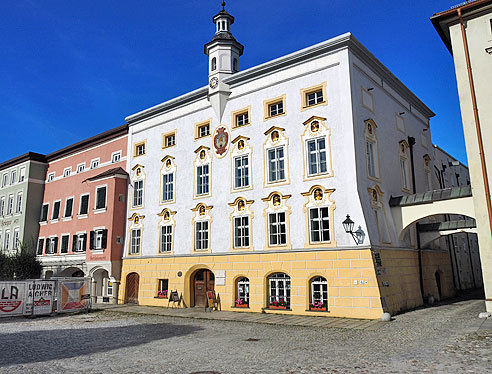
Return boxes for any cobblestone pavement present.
[0,299,491,374]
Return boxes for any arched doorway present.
[59,267,84,277]
[192,269,214,307]
[125,272,140,304]
[92,268,110,303]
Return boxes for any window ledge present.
[39,221,47,226]
[50,219,59,224]
[231,306,250,309]
[91,249,104,254]
[78,214,88,219]
[62,217,73,222]
[305,309,330,313]
[154,296,169,299]
[93,208,107,214]
[264,307,292,311]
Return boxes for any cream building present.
[432,0,492,312]
[119,4,454,319]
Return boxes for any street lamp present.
[342,215,363,245]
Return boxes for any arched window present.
[309,276,328,311]
[268,273,290,309]
[211,57,217,71]
[235,277,249,307]
[233,58,238,72]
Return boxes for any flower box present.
[269,305,288,310]
[235,303,249,308]
[156,295,168,299]
[309,306,327,312]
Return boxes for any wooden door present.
[194,270,215,307]
[125,273,140,304]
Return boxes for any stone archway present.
[59,267,85,277]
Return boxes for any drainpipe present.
[458,9,492,246]
[408,136,417,194]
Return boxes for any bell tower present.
[204,1,244,121]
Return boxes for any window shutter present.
[37,239,44,255]
[72,235,77,251]
[102,229,108,249]
[53,237,58,253]
[82,233,87,251]
[45,238,50,254]
[89,231,95,250]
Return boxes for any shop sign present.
[0,282,26,317]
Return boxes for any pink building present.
[37,125,128,303]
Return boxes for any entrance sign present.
[57,278,91,313]
[0,282,26,316]
[24,281,55,316]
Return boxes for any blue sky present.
[0,1,467,164]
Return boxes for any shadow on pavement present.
[0,322,202,366]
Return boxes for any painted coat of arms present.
[213,125,230,158]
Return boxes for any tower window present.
[211,57,217,71]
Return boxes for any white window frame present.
[90,158,100,169]
[308,207,331,244]
[162,173,174,202]
[237,277,249,304]
[94,185,107,211]
[268,101,284,117]
[47,236,57,255]
[268,212,287,246]
[267,146,286,183]
[60,234,70,253]
[93,228,105,250]
[7,195,14,215]
[198,124,210,138]
[51,200,61,221]
[400,157,410,191]
[306,89,324,107]
[236,112,249,127]
[10,170,17,185]
[130,228,141,254]
[13,228,20,250]
[194,221,209,251]
[132,179,144,208]
[4,230,11,251]
[160,225,173,253]
[196,164,210,196]
[268,273,291,307]
[2,173,8,187]
[63,167,72,178]
[366,140,378,179]
[15,192,22,214]
[40,203,49,222]
[311,277,328,305]
[47,172,55,182]
[233,216,250,248]
[76,163,85,173]
[0,197,5,217]
[74,233,86,252]
[64,197,74,218]
[19,167,26,182]
[111,151,122,163]
[234,154,249,189]
[306,137,328,176]
[79,193,90,216]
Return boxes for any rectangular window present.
[133,180,143,207]
[79,194,89,215]
[47,237,57,254]
[160,225,173,253]
[90,159,100,169]
[0,197,4,217]
[400,158,409,190]
[306,90,324,106]
[73,233,87,252]
[40,204,49,222]
[130,229,141,254]
[198,124,210,138]
[61,235,70,254]
[195,221,209,251]
[64,198,73,218]
[47,173,55,182]
[7,195,14,215]
[196,165,210,196]
[234,216,249,248]
[19,167,26,182]
[267,146,285,183]
[4,231,10,251]
[15,192,22,214]
[309,207,330,243]
[234,155,249,189]
[91,229,107,250]
[95,186,107,210]
[2,174,7,187]
[162,173,174,202]
[269,101,284,117]
[268,212,287,246]
[307,138,327,176]
[63,168,71,177]
[163,133,176,148]
[134,142,146,157]
[36,238,44,255]
[10,170,17,185]
[235,112,249,127]
[366,141,377,178]
[158,279,169,297]
[112,152,121,163]
[77,163,85,173]
[52,201,61,220]
[13,229,20,250]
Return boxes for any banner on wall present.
[57,278,91,313]
[24,281,55,316]
[0,282,26,317]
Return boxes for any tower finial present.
[222,1,226,10]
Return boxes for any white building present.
[119,4,455,319]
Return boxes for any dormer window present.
[211,57,217,71]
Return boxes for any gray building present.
[0,152,47,253]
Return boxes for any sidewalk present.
[95,303,385,330]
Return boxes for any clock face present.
[209,77,219,89]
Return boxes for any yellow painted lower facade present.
[118,248,455,320]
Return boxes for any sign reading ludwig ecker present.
[0,282,26,317]
[25,281,55,316]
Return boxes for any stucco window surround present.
[77,163,85,174]
[396,113,406,134]
[399,140,411,193]
[231,136,253,192]
[361,86,374,113]
[51,199,61,223]
[302,116,334,181]
[262,191,292,250]
[301,185,336,248]
[0,196,5,217]
[191,203,213,253]
[111,151,122,163]
[364,119,381,182]
[73,231,87,253]
[47,172,55,182]
[90,226,108,252]
[133,140,147,158]
[423,154,433,191]
[228,197,254,251]
[36,237,45,255]
[46,235,58,255]
[127,213,144,256]
[130,164,145,210]
[160,156,176,205]
[300,82,327,111]
[90,158,100,169]
[157,208,176,255]
[15,191,23,214]
[368,185,391,245]
[231,106,251,130]
[40,202,49,224]
[162,130,177,149]
[94,184,108,213]
[263,94,287,121]
[193,146,212,199]
[263,126,290,188]
[62,196,74,221]
[13,228,20,250]
[60,233,70,254]
[194,119,212,140]
[78,193,90,218]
